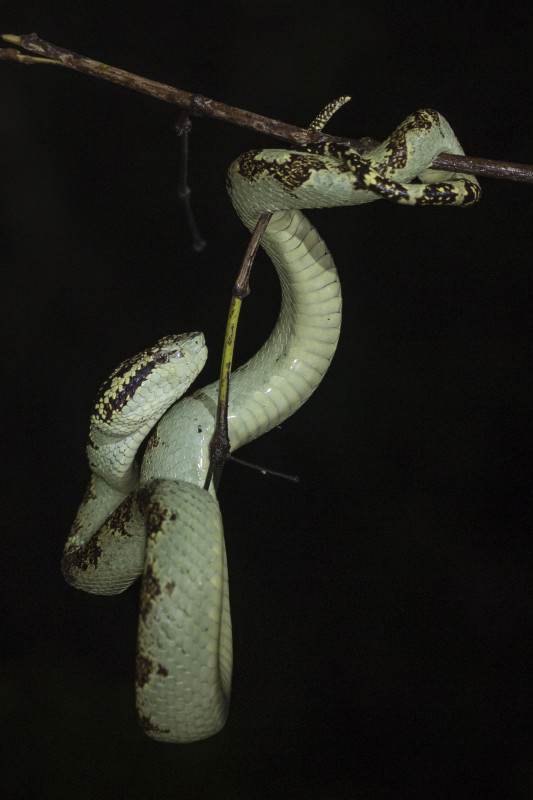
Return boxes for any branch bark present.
[3,32,533,184]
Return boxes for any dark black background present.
[1,2,531,798]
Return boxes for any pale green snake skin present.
[62,110,480,743]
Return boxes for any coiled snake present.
[62,109,480,742]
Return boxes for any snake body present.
[62,110,480,742]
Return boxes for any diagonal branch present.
[2,32,533,184]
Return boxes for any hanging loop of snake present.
[61,106,480,742]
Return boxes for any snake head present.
[91,332,207,436]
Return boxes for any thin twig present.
[203,212,300,492]
[233,213,272,299]
[3,32,533,184]
[228,454,300,483]
[174,112,206,252]
[204,213,272,492]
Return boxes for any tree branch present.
[3,32,533,184]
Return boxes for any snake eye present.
[154,349,184,364]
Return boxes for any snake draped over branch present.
[62,107,480,743]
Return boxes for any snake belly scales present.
[62,110,480,743]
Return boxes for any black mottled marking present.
[139,563,162,622]
[414,180,481,207]
[233,110,478,219]
[385,109,441,171]
[61,534,102,583]
[157,664,169,677]
[95,360,158,421]
[136,653,153,688]
[309,113,480,209]
[305,141,370,189]
[94,338,183,423]
[312,138,479,208]
[306,141,415,201]
[235,149,330,193]
[415,182,459,205]
[138,480,180,542]
[137,713,170,736]
[460,180,482,206]
[369,177,410,203]
[70,478,98,535]
[107,494,137,537]
[138,483,167,537]
[62,492,137,583]
[146,506,167,541]
[332,153,411,202]
[145,434,161,452]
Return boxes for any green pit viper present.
[62,108,480,742]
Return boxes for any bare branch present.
[3,32,533,183]
[2,33,311,145]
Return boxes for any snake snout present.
[180,331,207,360]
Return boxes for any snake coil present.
[62,109,480,742]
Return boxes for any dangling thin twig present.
[174,111,206,252]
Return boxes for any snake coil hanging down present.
[62,110,480,743]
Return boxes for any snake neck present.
[88,425,145,493]
[141,204,342,489]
